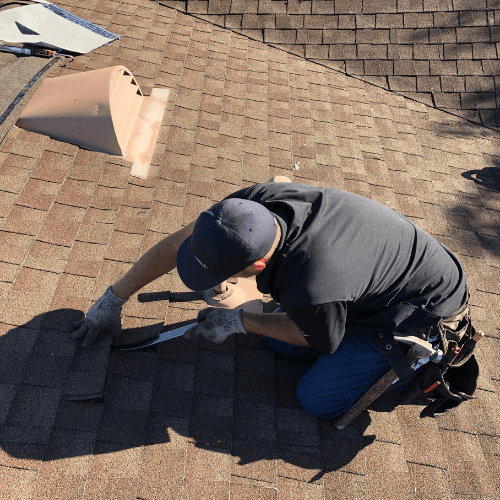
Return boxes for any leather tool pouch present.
[399,291,483,418]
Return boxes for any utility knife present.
[117,322,196,350]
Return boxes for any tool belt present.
[375,291,483,418]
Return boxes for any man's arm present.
[70,220,196,347]
[112,220,196,299]
[241,311,311,347]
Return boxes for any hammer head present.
[394,335,443,359]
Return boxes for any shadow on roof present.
[0,308,433,480]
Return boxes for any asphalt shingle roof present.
[1,1,500,499]
[157,0,500,130]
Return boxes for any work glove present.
[70,286,128,348]
[183,307,246,344]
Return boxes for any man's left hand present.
[183,308,246,343]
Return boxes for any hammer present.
[333,335,443,429]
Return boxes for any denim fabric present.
[264,323,411,419]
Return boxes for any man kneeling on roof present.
[72,180,480,419]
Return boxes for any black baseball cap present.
[176,198,278,291]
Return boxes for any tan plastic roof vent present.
[17,65,169,178]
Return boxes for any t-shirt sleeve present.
[287,302,347,355]
[223,186,255,201]
[222,183,280,206]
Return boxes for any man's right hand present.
[70,286,128,348]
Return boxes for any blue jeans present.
[264,324,410,419]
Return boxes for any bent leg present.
[295,326,395,419]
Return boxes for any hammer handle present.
[334,368,398,429]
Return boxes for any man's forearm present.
[241,311,311,347]
[112,221,196,299]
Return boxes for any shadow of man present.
[0,307,381,479]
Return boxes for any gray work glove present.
[70,286,128,348]
[184,308,246,344]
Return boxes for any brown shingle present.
[16,179,60,211]
[8,129,50,159]
[24,241,70,274]
[0,231,34,265]
[88,441,143,478]
[187,165,214,196]
[0,467,37,498]
[105,230,143,263]
[244,136,269,157]
[0,162,31,194]
[244,117,269,140]
[217,135,243,162]
[37,203,86,247]
[194,126,219,148]
[137,445,185,498]
[154,179,187,207]
[228,484,276,499]
[55,179,96,209]
[407,463,453,500]
[55,274,96,300]
[98,162,131,189]
[31,151,73,184]
[246,82,268,102]
[65,241,107,278]
[219,112,244,138]
[197,110,221,130]
[32,470,86,499]
[246,99,269,121]
[324,470,369,498]
[76,217,114,245]
[400,424,448,467]
[365,471,413,500]
[166,125,197,155]
[0,201,15,226]
[0,261,18,283]
[114,205,150,235]
[197,93,222,115]
[82,478,139,500]
[1,205,47,236]
[182,194,213,224]
[90,185,125,211]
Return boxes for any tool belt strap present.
[398,290,484,418]
[373,291,475,382]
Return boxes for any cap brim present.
[176,236,234,292]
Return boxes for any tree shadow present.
[428,117,500,258]
[0,308,386,479]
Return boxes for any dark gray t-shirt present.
[225,182,467,354]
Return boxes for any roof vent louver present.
[16,65,169,178]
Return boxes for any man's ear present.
[253,259,267,272]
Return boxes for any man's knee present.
[296,378,335,418]
[296,382,322,417]
[296,377,352,419]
